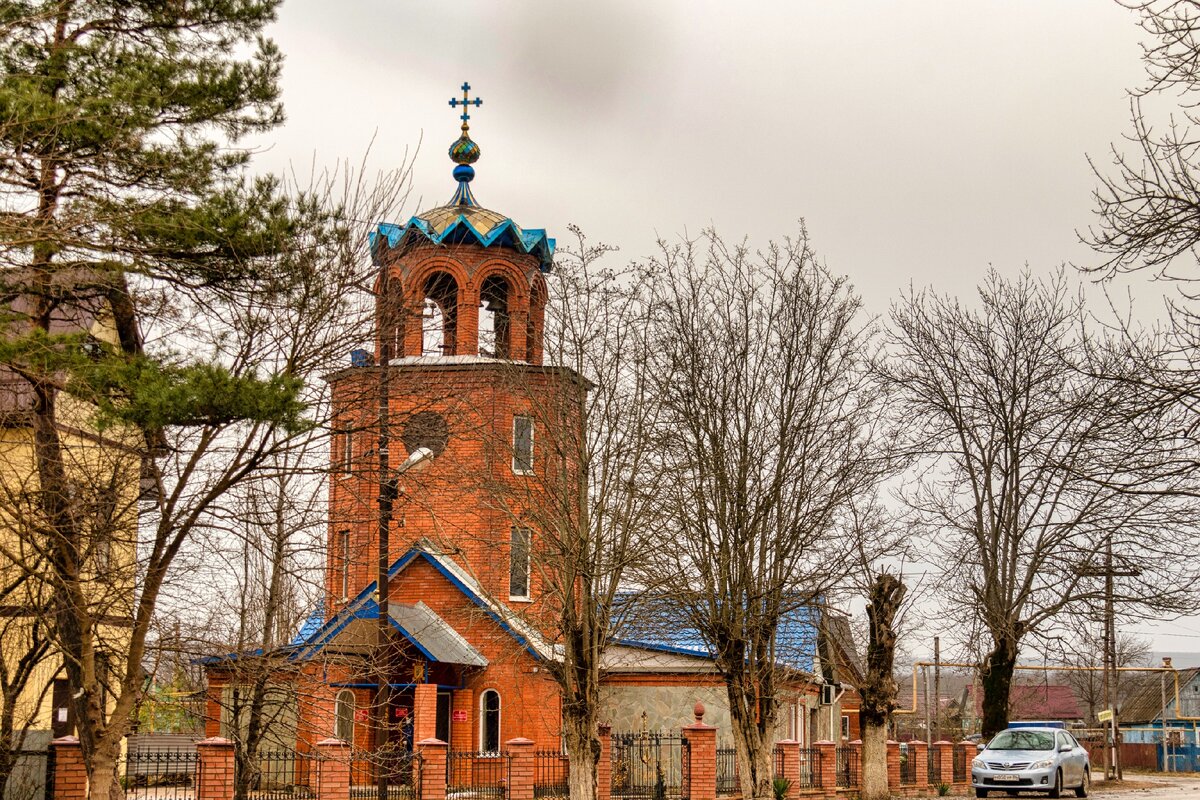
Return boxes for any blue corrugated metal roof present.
[290,603,325,646]
[612,594,819,673]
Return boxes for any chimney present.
[1162,656,1173,669]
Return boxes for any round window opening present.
[401,411,449,457]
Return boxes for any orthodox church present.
[202,85,861,766]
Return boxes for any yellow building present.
[0,295,140,752]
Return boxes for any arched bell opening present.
[422,271,459,356]
[478,274,512,359]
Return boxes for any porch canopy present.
[291,598,488,667]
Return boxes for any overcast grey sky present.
[255,1,1199,662]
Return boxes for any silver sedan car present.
[972,728,1090,798]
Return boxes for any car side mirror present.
[1059,744,1071,752]
[976,743,985,752]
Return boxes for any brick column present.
[451,689,474,753]
[886,741,901,790]
[812,741,836,791]
[597,724,612,800]
[682,702,717,800]
[506,738,535,800]
[776,740,800,793]
[908,741,928,788]
[51,736,86,800]
[413,683,438,744]
[958,741,977,785]
[316,738,350,800]
[417,738,448,800]
[934,741,954,786]
[196,737,236,800]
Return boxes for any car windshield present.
[987,731,1055,751]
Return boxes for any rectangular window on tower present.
[339,529,350,600]
[509,527,531,600]
[341,423,353,474]
[512,416,533,474]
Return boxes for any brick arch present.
[399,257,471,357]
[525,273,548,365]
[374,269,405,361]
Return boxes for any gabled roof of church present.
[287,538,554,663]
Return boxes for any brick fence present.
[48,730,979,800]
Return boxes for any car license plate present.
[993,775,1019,782]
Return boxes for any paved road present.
[1091,774,1200,800]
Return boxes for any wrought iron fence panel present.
[794,749,817,789]
[237,751,319,800]
[533,751,568,799]
[680,738,690,800]
[927,747,941,785]
[2,750,52,800]
[898,749,916,785]
[715,748,736,797]
[611,733,685,800]
[772,747,783,782]
[446,752,509,799]
[834,747,858,789]
[124,748,198,800]
[952,747,966,783]
[348,749,421,799]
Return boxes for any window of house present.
[339,530,350,600]
[480,689,500,753]
[509,528,531,600]
[341,423,353,474]
[841,714,850,740]
[512,416,533,474]
[335,690,355,742]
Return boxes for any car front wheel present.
[1074,770,1089,798]
[1048,770,1062,799]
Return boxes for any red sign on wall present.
[394,707,409,719]
[354,709,369,723]
[452,710,468,722]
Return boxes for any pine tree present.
[0,4,390,797]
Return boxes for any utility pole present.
[924,664,932,747]
[376,262,394,800]
[1078,537,1140,782]
[934,637,941,743]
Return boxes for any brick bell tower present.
[325,83,584,624]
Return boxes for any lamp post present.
[373,260,433,800]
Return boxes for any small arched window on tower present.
[480,689,500,753]
[422,271,459,356]
[478,275,511,358]
[335,689,355,743]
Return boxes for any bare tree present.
[879,269,1198,737]
[448,228,662,800]
[640,228,891,800]
[1055,630,1150,726]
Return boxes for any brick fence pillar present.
[196,737,236,800]
[776,740,800,794]
[682,703,717,800]
[417,738,448,800]
[51,736,86,800]
[316,738,350,800]
[597,724,612,800]
[812,741,836,792]
[414,683,438,745]
[506,738,535,800]
[908,741,928,788]
[886,741,901,790]
[934,741,954,785]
